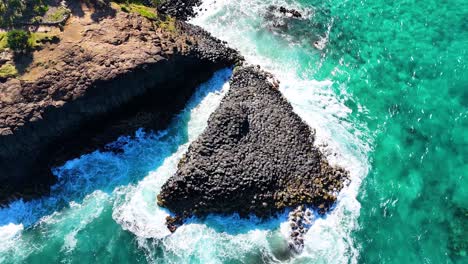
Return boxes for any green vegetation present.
[113,1,158,20]
[7,29,30,52]
[111,0,177,32]
[0,0,49,27]
[28,32,58,48]
[0,32,8,51]
[129,4,157,20]
[157,15,176,32]
[0,30,58,52]
[42,6,70,23]
[0,63,18,78]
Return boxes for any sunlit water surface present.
[1,0,466,263]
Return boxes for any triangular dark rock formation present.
[157,66,348,220]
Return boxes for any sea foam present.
[112,69,231,238]
[0,69,233,262]
[190,0,371,262]
[0,0,371,261]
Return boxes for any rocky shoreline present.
[1,2,349,249]
[0,6,241,204]
[158,66,349,224]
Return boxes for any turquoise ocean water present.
[0,0,466,263]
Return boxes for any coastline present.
[0,3,241,204]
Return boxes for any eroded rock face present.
[158,66,348,220]
[0,10,241,204]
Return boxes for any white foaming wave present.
[112,71,231,239]
[0,223,23,251]
[0,223,23,263]
[279,68,368,264]
[0,191,111,262]
[122,73,369,262]
[135,212,293,263]
[160,220,271,263]
[191,0,371,263]
[54,191,110,253]
[112,146,186,239]
[0,223,23,241]
[0,69,232,262]
[28,191,111,255]
[0,68,231,238]
[0,150,130,229]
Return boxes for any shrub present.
[7,30,30,52]
[33,4,48,14]
[0,63,18,79]
[0,33,8,51]
[43,6,70,23]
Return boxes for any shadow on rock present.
[13,52,34,75]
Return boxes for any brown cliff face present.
[0,9,241,204]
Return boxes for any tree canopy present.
[0,0,48,27]
[7,29,30,52]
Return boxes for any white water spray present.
[190,0,371,263]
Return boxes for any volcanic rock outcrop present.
[0,7,241,204]
[157,66,349,221]
[157,0,202,21]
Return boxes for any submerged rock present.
[287,205,314,253]
[266,5,303,20]
[278,6,303,18]
[264,5,305,30]
[263,5,331,51]
[158,66,349,224]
